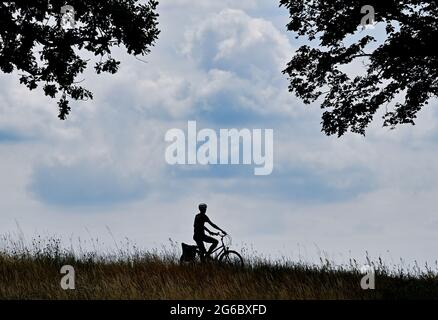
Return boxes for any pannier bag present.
[180,243,198,262]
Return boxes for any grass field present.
[0,236,437,299]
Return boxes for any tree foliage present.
[0,0,159,119]
[280,0,437,136]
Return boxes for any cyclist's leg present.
[194,237,207,261]
[203,235,219,255]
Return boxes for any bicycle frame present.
[197,235,228,259]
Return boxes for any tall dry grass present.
[0,235,437,299]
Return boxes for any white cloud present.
[183,9,292,77]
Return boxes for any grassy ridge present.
[1,241,438,299]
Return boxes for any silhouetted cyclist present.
[193,203,227,260]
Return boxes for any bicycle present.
[180,233,244,267]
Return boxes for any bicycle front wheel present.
[219,250,244,267]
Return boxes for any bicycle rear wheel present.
[219,250,244,267]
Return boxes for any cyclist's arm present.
[204,226,214,235]
[208,221,226,235]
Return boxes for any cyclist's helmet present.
[198,203,207,211]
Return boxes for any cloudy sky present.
[1,0,437,267]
